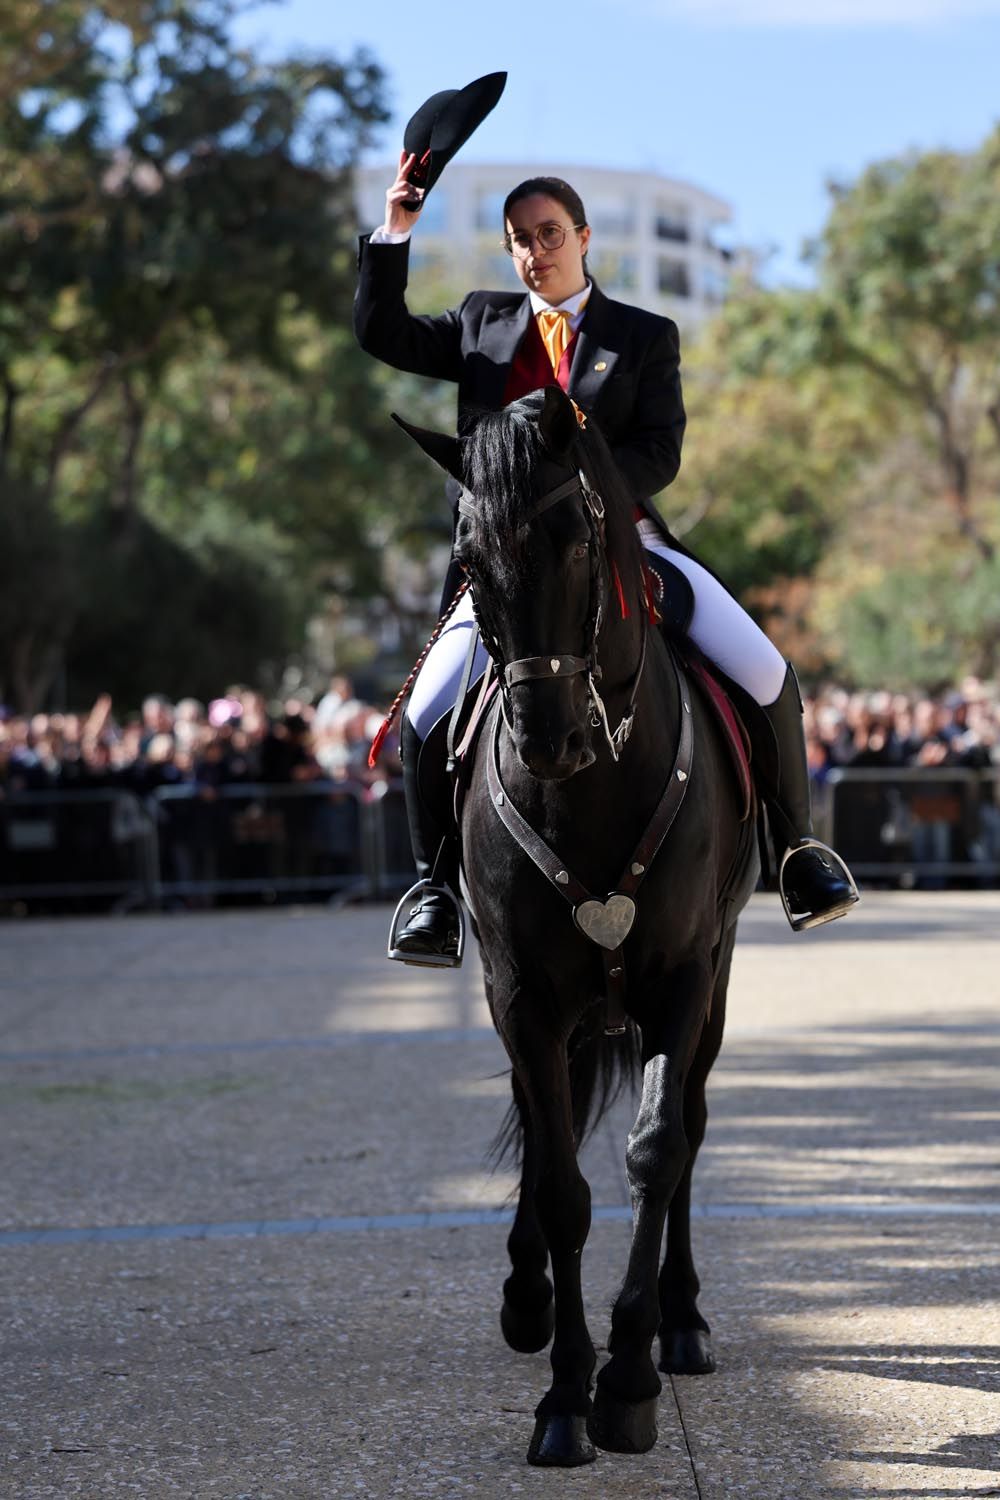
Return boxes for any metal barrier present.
[821,768,1000,882]
[0,789,158,908]
[151,781,373,902]
[1,769,998,909]
[366,780,418,899]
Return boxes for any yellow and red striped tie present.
[536,307,574,376]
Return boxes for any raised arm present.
[353,151,465,382]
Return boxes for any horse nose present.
[519,726,590,780]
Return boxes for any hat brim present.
[401,71,507,201]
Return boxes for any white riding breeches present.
[404,528,788,741]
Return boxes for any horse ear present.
[391,413,465,484]
[539,384,579,458]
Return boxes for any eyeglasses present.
[502,222,586,257]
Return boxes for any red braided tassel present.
[367,578,472,769]
[611,561,629,620]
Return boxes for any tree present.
[0,1,398,709]
[815,129,1000,564]
[675,127,1000,686]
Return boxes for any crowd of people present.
[0,677,398,796]
[2,674,998,899]
[2,675,999,796]
[804,677,1000,778]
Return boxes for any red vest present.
[503,315,578,404]
[502,316,643,519]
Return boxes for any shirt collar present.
[528,279,592,321]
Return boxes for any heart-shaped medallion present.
[573,893,636,950]
[550,658,561,674]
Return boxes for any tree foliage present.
[670,126,1000,688]
[0,0,413,711]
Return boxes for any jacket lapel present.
[568,284,620,411]
[474,297,533,409]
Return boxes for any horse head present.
[393,386,647,781]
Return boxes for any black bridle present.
[457,465,648,763]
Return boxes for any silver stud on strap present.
[556,870,569,885]
[631,862,645,876]
[550,658,561,673]
[683,701,691,713]
[496,792,505,806]
[677,769,688,781]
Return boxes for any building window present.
[591,251,638,292]
[589,196,636,238]
[654,207,689,243]
[476,189,507,232]
[657,257,690,298]
[417,189,449,234]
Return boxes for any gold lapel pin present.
[594,360,607,372]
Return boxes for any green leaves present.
[665,125,1000,686]
[0,2,402,711]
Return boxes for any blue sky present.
[234,0,1000,285]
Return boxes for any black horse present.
[396,385,760,1468]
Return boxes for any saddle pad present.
[687,658,754,822]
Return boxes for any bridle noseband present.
[458,466,646,764]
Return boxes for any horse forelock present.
[462,395,644,605]
[463,405,544,584]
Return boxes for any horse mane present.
[462,391,646,611]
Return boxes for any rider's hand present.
[383,150,425,234]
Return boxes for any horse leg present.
[500,1073,555,1354]
[590,958,713,1455]
[658,927,734,1375]
[500,1017,597,1468]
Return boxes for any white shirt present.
[527,281,591,330]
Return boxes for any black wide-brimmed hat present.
[400,71,507,209]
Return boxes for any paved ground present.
[0,892,998,1499]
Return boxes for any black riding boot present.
[388,716,463,966]
[762,664,859,931]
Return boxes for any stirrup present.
[779,838,860,932]
[387,879,466,968]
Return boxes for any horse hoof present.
[587,1388,658,1454]
[659,1328,716,1375]
[501,1296,554,1354]
[527,1413,595,1467]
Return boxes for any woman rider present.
[354,155,858,962]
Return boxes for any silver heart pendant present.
[550,658,561,674]
[573,893,636,950]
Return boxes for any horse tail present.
[490,1017,641,1169]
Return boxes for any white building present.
[355,161,736,329]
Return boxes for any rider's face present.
[505,194,591,305]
